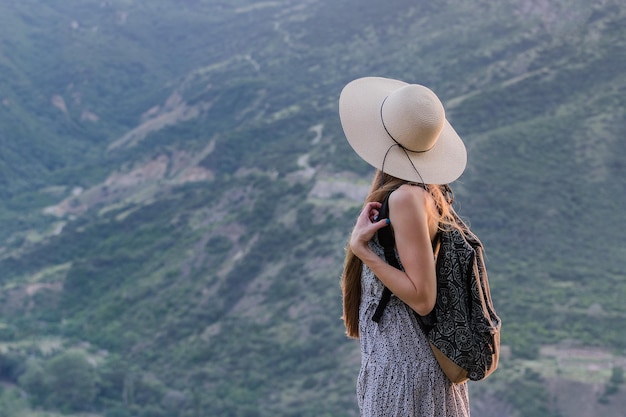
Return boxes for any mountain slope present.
[0,0,625,416]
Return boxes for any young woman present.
[339,77,471,416]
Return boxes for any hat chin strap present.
[380,143,426,187]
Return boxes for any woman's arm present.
[349,185,437,316]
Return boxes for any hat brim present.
[339,77,467,185]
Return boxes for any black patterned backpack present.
[372,189,501,383]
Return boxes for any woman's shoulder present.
[388,183,429,207]
[389,184,439,239]
[387,184,432,221]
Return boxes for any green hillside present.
[0,0,625,416]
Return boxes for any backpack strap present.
[372,194,397,323]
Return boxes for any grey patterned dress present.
[357,237,470,417]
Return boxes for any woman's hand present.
[349,202,390,259]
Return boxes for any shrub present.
[18,351,99,412]
[17,359,50,406]
[45,351,99,412]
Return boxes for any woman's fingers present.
[354,202,389,239]
[363,202,382,221]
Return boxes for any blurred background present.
[0,0,625,416]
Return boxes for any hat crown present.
[381,84,445,152]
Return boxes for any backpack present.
[372,189,501,383]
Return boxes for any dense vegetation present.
[0,0,625,416]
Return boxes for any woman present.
[339,77,471,416]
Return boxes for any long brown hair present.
[340,170,459,338]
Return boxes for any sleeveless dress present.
[357,237,470,417]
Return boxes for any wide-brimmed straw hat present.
[339,77,466,185]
